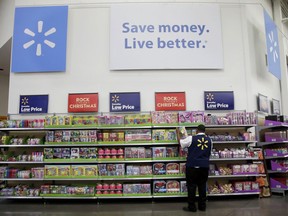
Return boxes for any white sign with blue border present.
[110,92,141,112]
[264,9,281,80]
[19,95,49,114]
[204,91,234,110]
[12,6,68,72]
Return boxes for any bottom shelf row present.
[0,180,261,198]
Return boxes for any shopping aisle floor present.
[0,196,287,216]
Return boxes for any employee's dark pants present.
[186,167,209,209]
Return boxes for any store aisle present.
[0,196,287,216]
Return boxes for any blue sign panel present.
[110,92,140,112]
[204,91,234,110]
[19,95,49,114]
[12,6,68,72]
[264,9,281,80]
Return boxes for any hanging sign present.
[155,92,186,111]
[68,93,98,113]
[110,92,140,112]
[19,95,49,114]
[204,91,234,110]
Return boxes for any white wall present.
[0,0,15,47]
[0,74,9,115]
[7,0,284,115]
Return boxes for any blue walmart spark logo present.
[23,21,56,56]
[11,6,68,72]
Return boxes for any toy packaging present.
[125,129,152,142]
[180,181,187,193]
[166,147,178,157]
[166,180,180,193]
[123,184,151,194]
[152,147,166,158]
[166,163,180,175]
[154,180,166,193]
[71,148,80,159]
[178,126,188,139]
[153,163,166,175]
[44,148,53,159]
[179,111,193,124]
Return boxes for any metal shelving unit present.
[0,122,261,200]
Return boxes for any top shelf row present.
[0,111,257,129]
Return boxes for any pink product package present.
[178,111,193,124]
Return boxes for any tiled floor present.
[0,196,287,216]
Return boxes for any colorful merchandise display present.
[0,111,264,199]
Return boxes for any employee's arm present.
[176,128,191,148]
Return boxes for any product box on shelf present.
[123,184,151,195]
[98,164,125,177]
[153,163,166,175]
[152,147,166,159]
[96,183,123,196]
[270,177,288,189]
[166,147,179,158]
[166,163,180,175]
[270,160,288,172]
[166,180,180,193]
[152,129,177,142]
[71,165,98,178]
[125,129,152,142]
[124,114,152,126]
[180,181,187,194]
[264,148,288,157]
[45,165,71,178]
[153,180,166,193]
[98,115,124,126]
[151,111,178,125]
[264,131,287,142]
[233,181,259,193]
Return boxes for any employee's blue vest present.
[186,134,212,168]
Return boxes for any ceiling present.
[0,38,11,76]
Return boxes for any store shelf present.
[209,174,266,178]
[271,188,288,196]
[44,143,98,147]
[0,161,43,164]
[0,128,45,131]
[0,145,45,148]
[0,114,260,201]
[152,194,187,198]
[153,176,185,180]
[210,158,260,161]
[0,196,42,199]
[42,196,97,199]
[267,170,288,174]
[208,192,260,196]
[265,155,288,160]
[257,141,288,147]
[97,142,178,147]
[0,178,43,181]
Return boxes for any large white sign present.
[110,4,223,70]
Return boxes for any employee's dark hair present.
[197,124,206,132]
